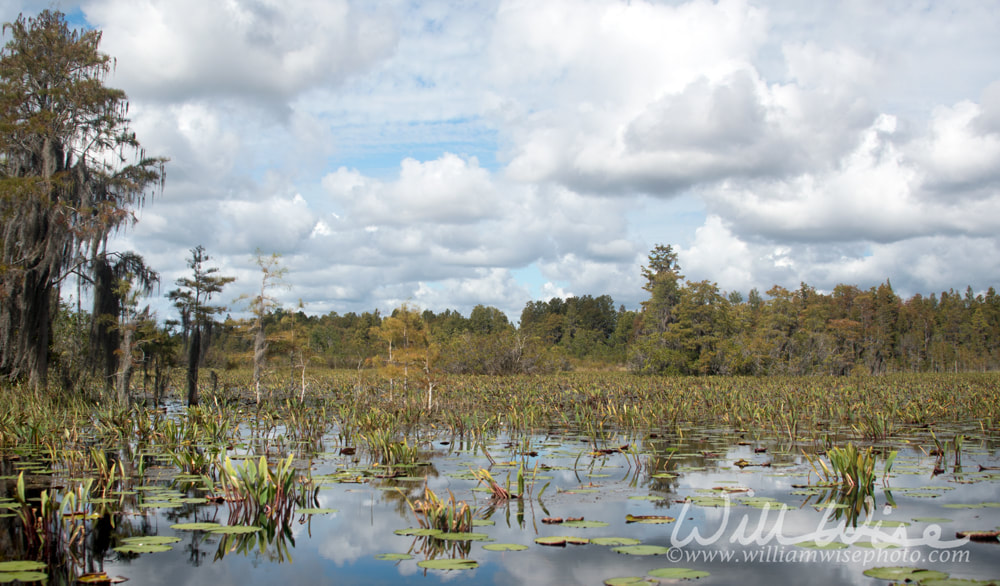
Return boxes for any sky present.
[4,0,1000,323]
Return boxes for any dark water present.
[4,424,1000,585]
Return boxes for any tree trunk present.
[187,328,200,406]
[116,323,133,404]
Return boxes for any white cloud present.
[83,0,397,107]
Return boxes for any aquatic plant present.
[805,443,877,491]
[406,486,474,533]
[219,455,299,519]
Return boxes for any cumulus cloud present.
[83,0,397,108]
[6,0,999,321]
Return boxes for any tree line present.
[3,13,999,405]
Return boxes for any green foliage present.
[0,10,164,390]
[406,486,474,533]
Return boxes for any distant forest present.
[172,244,999,380]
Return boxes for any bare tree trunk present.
[187,328,200,406]
[116,324,133,404]
[253,323,266,404]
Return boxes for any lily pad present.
[416,559,478,570]
[612,545,670,556]
[535,536,589,546]
[0,571,48,583]
[794,540,848,550]
[482,543,529,551]
[375,553,413,561]
[591,537,643,546]
[435,532,491,541]
[562,520,610,528]
[394,528,443,537]
[171,522,222,531]
[0,561,45,572]
[912,518,953,524]
[862,567,950,581]
[210,525,262,535]
[648,568,711,579]
[296,508,338,515]
[604,578,650,585]
[114,543,173,554]
[120,535,181,545]
[626,514,675,524]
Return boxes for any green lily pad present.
[562,520,610,529]
[862,567,949,581]
[794,540,848,550]
[482,543,529,551]
[0,571,47,583]
[604,577,650,585]
[612,545,670,556]
[296,508,338,515]
[472,519,495,527]
[416,559,478,570]
[375,553,413,561]
[535,536,589,546]
[853,541,900,549]
[629,495,665,501]
[435,532,491,541]
[920,578,997,586]
[171,522,222,531]
[626,514,675,524]
[912,518,953,524]
[0,561,46,572]
[864,520,911,528]
[591,537,643,546]
[120,535,181,545]
[648,568,711,579]
[210,525,262,535]
[114,543,173,554]
[394,528,443,537]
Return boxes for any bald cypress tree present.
[0,11,164,390]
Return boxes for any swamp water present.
[1,407,999,585]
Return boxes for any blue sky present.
[5,0,1000,322]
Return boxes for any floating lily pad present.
[562,520,610,528]
[612,545,670,556]
[853,541,900,549]
[375,553,413,561]
[862,567,949,581]
[77,571,128,583]
[0,561,46,572]
[114,543,173,554]
[591,537,642,546]
[794,540,848,550]
[171,522,222,531]
[604,577,650,585]
[648,568,711,579]
[912,518,953,524]
[626,514,675,524]
[416,559,478,570]
[120,535,181,545]
[629,495,665,501]
[0,571,47,583]
[535,536,589,546]
[472,519,495,527]
[210,525,262,535]
[296,508,338,515]
[482,543,529,551]
[865,520,911,528]
[394,528,442,537]
[920,578,997,586]
[435,532,491,541]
